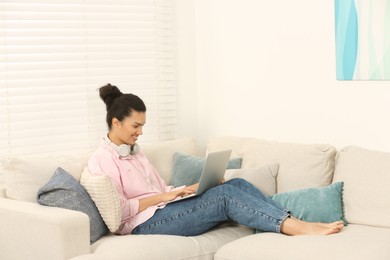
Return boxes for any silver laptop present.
[166,150,232,204]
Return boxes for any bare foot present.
[304,221,343,235]
[316,221,344,229]
[281,218,344,236]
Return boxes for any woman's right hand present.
[161,186,197,202]
[139,185,198,212]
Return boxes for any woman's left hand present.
[186,183,199,192]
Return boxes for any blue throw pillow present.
[37,167,108,243]
[170,153,242,187]
[269,182,348,225]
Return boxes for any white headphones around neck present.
[104,135,140,157]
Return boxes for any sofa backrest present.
[1,151,93,202]
[333,146,390,228]
[207,137,337,193]
[0,138,196,203]
[141,138,197,184]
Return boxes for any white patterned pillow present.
[80,167,121,232]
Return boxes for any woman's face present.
[111,111,146,145]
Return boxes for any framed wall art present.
[335,0,390,80]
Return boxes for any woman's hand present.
[186,183,199,192]
[161,185,198,202]
[138,183,199,212]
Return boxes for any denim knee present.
[224,177,253,189]
[225,177,247,186]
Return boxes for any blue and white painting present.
[335,0,390,80]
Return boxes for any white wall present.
[175,0,199,140]
[176,0,390,152]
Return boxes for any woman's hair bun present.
[99,83,123,110]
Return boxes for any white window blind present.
[0,0,177,156]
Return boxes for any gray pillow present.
[37,167,108,243]
[170,153,242,187]
[224,164,279,196]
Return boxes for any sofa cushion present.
[270,182,347,224]
[207,137,336,193]
[37,167,108,243]
[0,162,6,198]
[0,184,5,198]
[214,224,390,260]
[88,225,253,260]
[333,146,390,228]
[224,164,279,196]
[170,153,242,187]
[142,138,197,184]
[2,151,92,202]
[80,166,121,233]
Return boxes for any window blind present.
[0,0,177,156]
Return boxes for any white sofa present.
[1,136,390,260]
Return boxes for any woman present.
[88,83,344,236]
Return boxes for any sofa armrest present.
[0,198,91,260]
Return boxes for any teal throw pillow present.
[269,182,348,225]
[170,153,242,187]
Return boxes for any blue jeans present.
[132,178,290,236]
